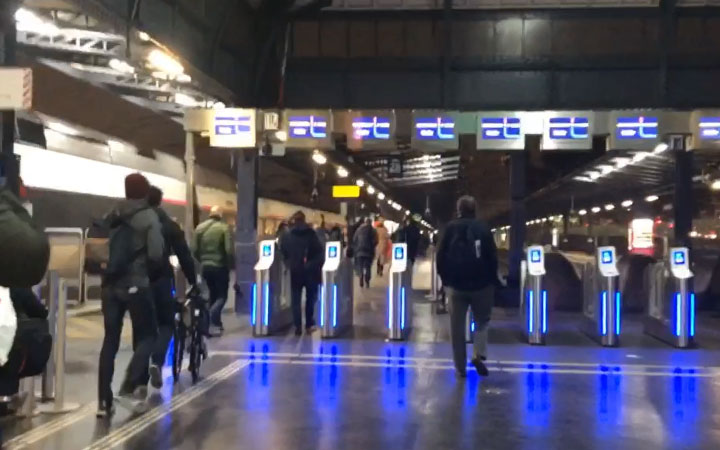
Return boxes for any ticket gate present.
[581,246,621,347]
[388,243,412,340]
[520,245,548,345]
[465,310,475,343]
[645,247,695,348]
[252,240,293,336]
[320,241,354,338]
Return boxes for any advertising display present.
[628,218,654,256]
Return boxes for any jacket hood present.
[107,199,149,227]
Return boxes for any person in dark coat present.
[279,211,325,335]
[352,218,378,288]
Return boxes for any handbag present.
[0,287,18,367]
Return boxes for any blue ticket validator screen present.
[601,250,613,264]
[530,249,541,263]
[394,247,405,260]
[262,245,272,257]
[328,246,338,258]
[673,251,686,265]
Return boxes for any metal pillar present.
[508,151,527,291]
[184,131,196,243]
[672,138,693,248]
[0,2,18,195]
[235,148,259,312]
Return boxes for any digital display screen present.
[352,116,391,140]
[414,117,455,140]
[699,117,720,139]
[394,247,405,260]
[616,116,658,140]
[288,115,328,139]
[601,250,613,264]
[548,117,589,140]
[480,117,522,140]
[213,115,253,137]
[673,251,686,265]
[328,246,338,258]
[262,245,272,257]
[530,249,541,263]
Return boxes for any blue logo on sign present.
[673,251,686,265]
[352,116,391,140]
[548,117,589,140]
[288,115,328,139]
[699,117,720,139]
[214,115,253,137]
[415,117,455,140]
[481,117,522,140]
[616,116,658,140]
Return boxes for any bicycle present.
[172,287,209,384]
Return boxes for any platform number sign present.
[480,117,522,140]
[548,117,589,140]
[615,116,658,140]
[414,117,455,140]
[288,115,328,139]
[209,108,256,148]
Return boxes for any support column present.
[0,3,18,195]
[673,138,693,248]
[508,151,527,292]
[184,132,196,243]
[234,148,259,312]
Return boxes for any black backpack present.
[101,208,147,285]
[444,224,483,285]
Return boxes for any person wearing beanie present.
[97,173,164,417]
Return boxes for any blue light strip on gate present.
[320,285,325,327]
[471,321,475,333]
[690,293,695,337]
[400,287,406,330]
[333,284,338,328]
[542,290,548,334]
[251,283,257,326]
[675,292,681,337]
[387,286,393,329]
[601,291,608,336]
[615,291,621,336]
[263,282,270,326]
[528,290,534,333]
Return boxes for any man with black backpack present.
[97,173,164,417]
[436,196,499,378]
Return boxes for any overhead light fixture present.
[632,152,651,163]
[46,121,79,136]
[605,204,615,211]
[108,58,135,74]
[711,179,720,191]
[574,176,594,183]
[138,31,151,41]
[377,192,386,200]
[147,49,184,76]
[591,206,601,213]
[210,101,226,109]
[598,165,614,175]
[175,73,192,83]
[405,210,411,215]
[653,143,669,154]
[312,151,327,165]
[15,8,59,35]
[614,157,632,169]
[645,195,659,202]
[356,179,365,187]
[621,199,634,207]
[367,185,376,195]
[336,166,348,178]
[174,92,198,107]
[586,171,601,180]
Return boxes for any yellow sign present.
[332,185,361,198]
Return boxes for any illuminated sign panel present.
[480,117,522,140]
[352,116,391,140]
[601,250,613,264]
[548,117,589,140]
[332,185,361,198]
[288,115,328,139]
[673,250,686,265]
[209,108,256,148]
[394,246,405,260]
[615,116,658,140]
[414,117,455,141]
[530,249,541,263]
[262,244,272,257]
[699,117,720,139]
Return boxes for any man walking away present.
[279,211,324,336]
[145,186,196,390]
[436,196,499,378]
[352,218,378,288]
[194,206,233,335]
[98,173,164,416]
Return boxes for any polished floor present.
[2,267,720,450]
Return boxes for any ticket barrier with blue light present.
[465,310,475,343]
[320,241,354,338]
[645,247,695,348]
[581,246,621,347]
[252,240,293,336]
[520,245,548,345]
[388,243,412,340]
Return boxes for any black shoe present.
[149,364,163,389]
[471,358,489,377]
[295,327,302,336]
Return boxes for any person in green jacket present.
[193,206,234,332]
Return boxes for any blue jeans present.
[203,266,229,327]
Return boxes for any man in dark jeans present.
[436,196,499,379]
[98,173,164,416]
[280,211,324,336]
[352,218,378,288]
[193,206,233,333]
[141,186,196,390]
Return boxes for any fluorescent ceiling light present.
[138,31,151,41]
[377,192,386,200]
[591,206,601,213]
[15,8,59,35]
[312,151,327,165]
[653,143,669,154]
[605,204,615,211]
[645,195,659,202]
[621,200,634,207]
[108,58,135,74]
[336,166,348,178]
[367,185,376,194]
[147,49,184,76]
[356,179,365,187]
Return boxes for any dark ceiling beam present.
[208,0,235,72]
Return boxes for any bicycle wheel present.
[189,328,201,384]
[172,323,185,384]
